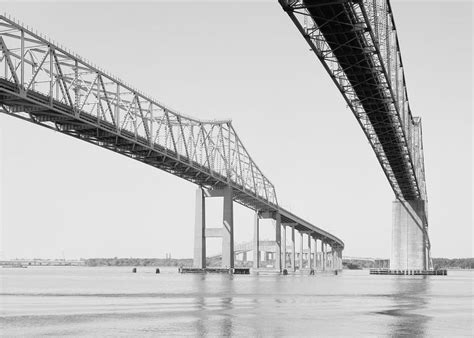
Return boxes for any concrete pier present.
[291,225,296,271]
[312,236,317,270]
[275,212,281,272]
[282,224,287,269]
[322,240,326,271]
[307,234,312,269]
[221,187,234,268]
[299,231,304,269]
[193,186,234,269]
[391,200,428,270]
[258,211,282,271]
[193,188,206,268]
[253,212,259,269]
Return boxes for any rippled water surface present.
[1,267,472,336]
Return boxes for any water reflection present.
[191,274,236,336]
[3,268,472,336]
[192,274,208,336]
[386,277,431,336]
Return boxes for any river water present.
[1,267,472,336]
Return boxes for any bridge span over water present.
[0,13,343,272]
[279,0,431,271]
[1,0,431,273]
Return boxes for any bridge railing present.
[0,13,277,205]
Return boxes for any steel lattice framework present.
[279,0,427,203]
[278,0,430,260]
[0,14,344,249]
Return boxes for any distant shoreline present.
[1,257,472,270]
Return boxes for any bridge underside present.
[0,79,271,211]
[280,0,431,269]
[1,12,347,273]
[0,81,344,258]
[303,0,417,200]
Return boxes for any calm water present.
[0,267,472,336]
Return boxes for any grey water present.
[0,267,472,336]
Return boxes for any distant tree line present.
[342,260,375,269]
[85,258,192,267]
[84,257,473,269]
[432,258,473,270]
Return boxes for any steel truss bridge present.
[279,0,431,267]
[0,13,344,252]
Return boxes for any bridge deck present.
[0,13,344,249]
[303,0,417,200]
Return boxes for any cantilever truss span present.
[278,0,430,259]
[279,0,427,203]
[0,14,344,249]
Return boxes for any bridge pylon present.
[391,199,430,270]
[258,210,282,272]
[193,186,234,269]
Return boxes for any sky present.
[0,1,472,259]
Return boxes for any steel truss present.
[0,13,344,249]
[279,0,429,259]
[280,0,427,203]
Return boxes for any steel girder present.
[0,14,276,205]
[0,14,344,249]
[279,0,427,204]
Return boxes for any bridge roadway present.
[212,240,342,272]
[0,13,343,271]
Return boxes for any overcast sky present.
[0,1,472,259]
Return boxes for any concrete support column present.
[391,199,428,270]
[312,237,317,270]
[275,212,281,272]
[318,239,322,270]
[291,225,296,271]
[221,186,234,268]
[194,186,234,269]
[193,188,206,268]
[282,224,287,269]
[325,244,329,270]
[253,211,259,269]
[339,249,344,270]
[336,249,340,270]
[299,231,304,269]
[307,234,312,269]
[338,250,341,269]
[322,240,326,271]
[329,247,332,270]
[326,244,329,270]
[328,248,332,270]
[339,250,341,270]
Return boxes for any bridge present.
[234,240,338,271]
[0,13,344,273]
[279,0,431,270]
[0,0,432,273]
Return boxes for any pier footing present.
[370,269,447,276]
[179,267,250,274]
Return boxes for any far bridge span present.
[0,13,343,272]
